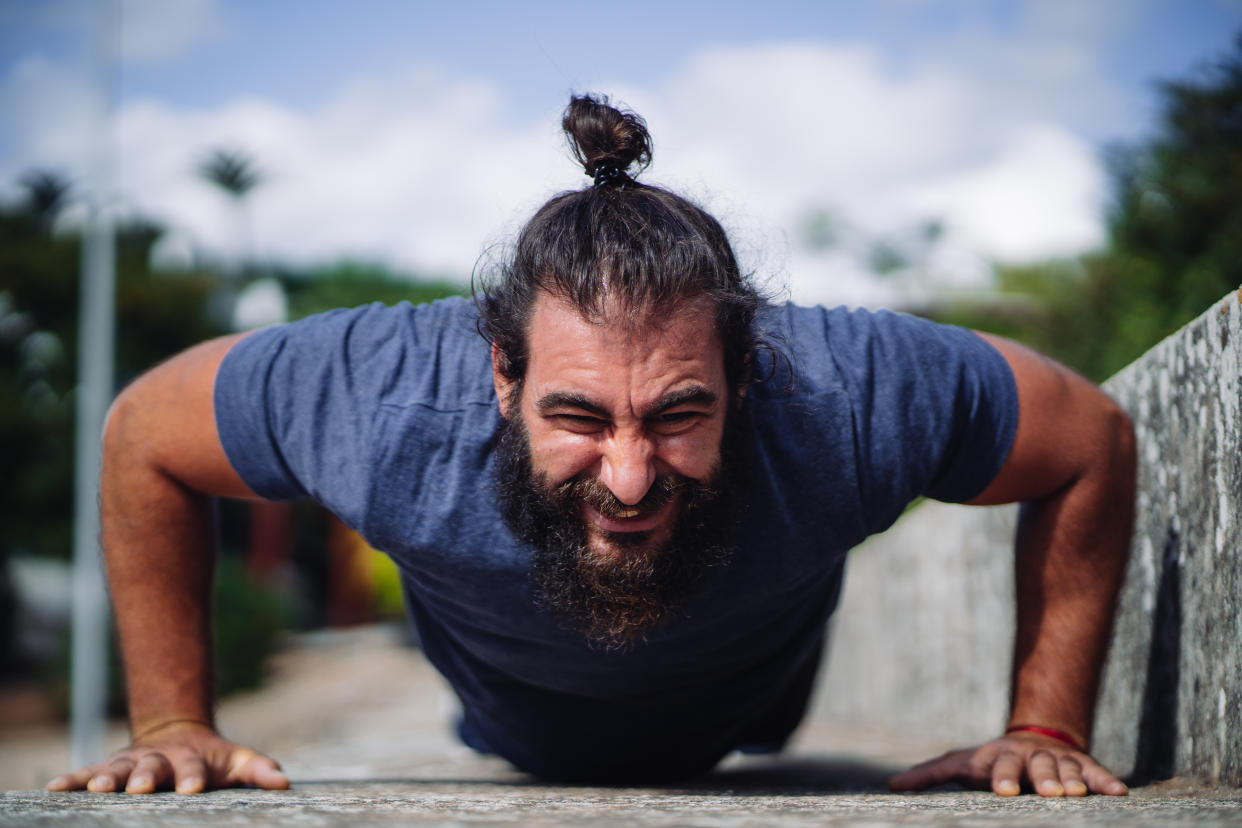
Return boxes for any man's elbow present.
[102,381,154,478]
[1097,398,1137,492]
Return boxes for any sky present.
[1,0,1239,308]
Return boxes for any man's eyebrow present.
[534,391,609,418]
[643,386,718,417]
[533,387,718,418]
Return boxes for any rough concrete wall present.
[815,286,1242,785]
[812,502,1017,745]
[1094,287,1242,784]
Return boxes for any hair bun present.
[562,94,652,183]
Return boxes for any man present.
[49,95,1135,798]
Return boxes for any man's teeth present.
[615,508,640,518]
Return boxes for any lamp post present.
[70,0,118,769]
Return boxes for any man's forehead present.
[528,291,718,353]
[522,291,726,406]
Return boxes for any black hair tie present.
[592,164,628,188]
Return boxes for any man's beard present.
[494,407,740,648]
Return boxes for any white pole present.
[70,0,118,769]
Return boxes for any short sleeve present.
[212,304,401,525]
[791,306,1018,535]
[212,299,489,530]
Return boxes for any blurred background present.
[1,0,1239,750]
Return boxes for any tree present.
[18,170,73,231]
[1094,34,1242,373]
[197,148,263,278]
[930,34,1242,382]
[197,148,262,199]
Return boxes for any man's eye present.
[555,414,606,431]
[653,411,700,431]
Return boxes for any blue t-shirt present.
[214,296,1017,781]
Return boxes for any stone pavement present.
[3,625,1240,826]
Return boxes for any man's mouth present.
[582,500,674,534]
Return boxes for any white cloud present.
[112,67,578,276]
[616,41,1109,306]
[1,33,1116,309]
[909,126,1106,262]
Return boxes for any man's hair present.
[475,93,769,395]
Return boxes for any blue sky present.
[2,0,1239,306]
[136,1,1237,140]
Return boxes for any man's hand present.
[888,731,1128,797]
[45,721,289,795]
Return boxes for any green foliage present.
[42,555,290,717]
[284,261,465,320]
[1,169,465,697]
[212,555,292,696]
[18,170,72,230]
[0,210,228,563]
[1101,41,1242,350]
[931,36,1242,382]
[868,239,910,275]
[930,259,1126,381]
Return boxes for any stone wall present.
[814,286,1242,785]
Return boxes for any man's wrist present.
[130,716,215,743]
[1005,723,1085,751]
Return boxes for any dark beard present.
[494,408,740,648]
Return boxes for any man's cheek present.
[530,434,599,487]
[660,434,724,483]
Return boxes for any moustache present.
[554,475,685,521]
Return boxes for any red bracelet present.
[1005,724,1084,751]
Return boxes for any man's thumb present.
[237,754,291,790]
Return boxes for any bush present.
[44,554,291,719]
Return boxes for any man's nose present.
[598,431,656,506]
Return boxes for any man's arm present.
[47,334,291,795]
[890,333,1136,797]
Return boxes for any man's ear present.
[492,344,517,420]
[734,353,751,408]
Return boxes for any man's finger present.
[888,750,967,792]
[86,771,119,793]
[173,755,209,795]
[990,749,1024,797]
[1026,749,1063,797]
[1081,760,1129,796]
[88,756,136,793]
[1057,755,1087,797]
[46,767,99,792]
[238,754,291,790]
[125,753,173,795]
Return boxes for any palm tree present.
[198,149,262,200]
[18,169,73,232]
[197,148,262,277]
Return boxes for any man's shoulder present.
[759,301,987,376]
[222,294,494,409]
[352,295,494,408]
[761,301,931,340]
[753,302,907,394]
[307,294,483,348]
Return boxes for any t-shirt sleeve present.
[810,306,1018,534]
[213,302,414,528]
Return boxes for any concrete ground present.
[3,625,1239,826]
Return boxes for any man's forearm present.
[49,335,288,795]
[102,395,218,736]
[1008,418,1135,748]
